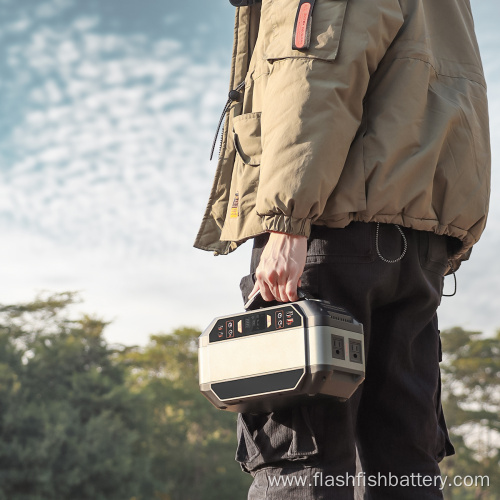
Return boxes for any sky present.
[0,0,499,346]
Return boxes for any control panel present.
[209,305,303,343]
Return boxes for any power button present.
[226,320,234,338]
[276,310,284,329]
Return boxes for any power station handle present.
[244,288,314,311]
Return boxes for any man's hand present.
[250,232,307,303]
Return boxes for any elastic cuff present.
[260,214,312,238]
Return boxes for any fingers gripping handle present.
[244,288,314,311]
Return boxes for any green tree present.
[0,292,153,500]
[0,293,253,500]
[120,327,253,500]
[440,327,500,500]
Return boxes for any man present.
[195,0,490,498]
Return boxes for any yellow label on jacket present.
[230,192,239,218]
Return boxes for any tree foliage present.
[0,293,251,500]
[118,328,252,500]
[0,292,153,500]
[1,294,498,500]
[440,327,500,500]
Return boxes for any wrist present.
[267,230,307,239]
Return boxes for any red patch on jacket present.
[294,3,312,49]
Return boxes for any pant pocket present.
[235,406,320,473]
[306,222,376,264]
[236,413,262,471]
[435,340,455,462]
[419,230,449,276]
[436,402,455,463]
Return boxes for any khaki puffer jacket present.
[194,0,490,269]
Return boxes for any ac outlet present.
[331,335,345,360]
[349,339,363,364]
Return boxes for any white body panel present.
[199,327,305,384]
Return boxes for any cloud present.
[72,16,100,32]
[5,17,32,33]
[35,0,74,19]
[0,1,246,343]
[0,0,499,344]
[1,16,229,256]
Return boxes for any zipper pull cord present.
[209,81,245,161]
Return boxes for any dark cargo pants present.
[238,222,455,500]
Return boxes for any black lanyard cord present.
[209,81,245,161]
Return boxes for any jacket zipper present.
[209,80,245,161]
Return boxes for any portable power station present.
[198,294,365,413]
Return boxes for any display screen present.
[245,313,266,333]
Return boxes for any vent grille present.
[320,304,353,323]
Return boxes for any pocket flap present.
[265,0,349,61]
[233,112,262,166]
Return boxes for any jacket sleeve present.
[256,0,404,237]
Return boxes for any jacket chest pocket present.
[233,112,262,166]
[263,0,349,61]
